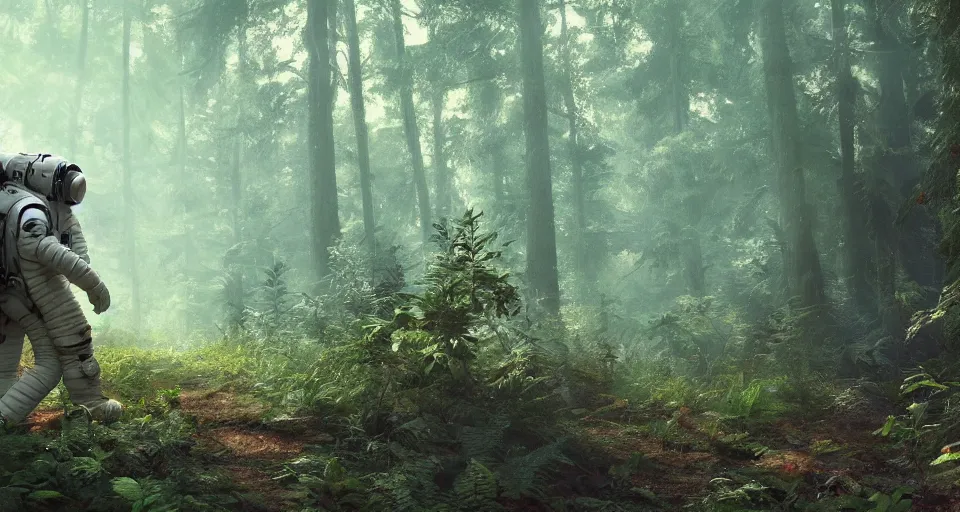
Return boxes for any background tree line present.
[0,0,957,369]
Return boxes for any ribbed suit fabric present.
[0,209,111,423]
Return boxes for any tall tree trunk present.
[42,0,59,28]
[667,3,688,135]
[177,33,187,185]
[121,0,141,334]
[865,0,937,308]
[68,0,89,157]
[471,48,505,210]
[665,1,705,297]
[343,0,376,264]
[232,28,245,247]
[864,0,905,337]
[517,0,561,316]
[176,28,194,338]
[870,177,899,335]
[391,0,432,247]
[307,0,341,280]
[225,29,247,331]
[491,140,505,206]
[865,0,914,193]
[558,0,587,293]
[328,0,340,105]
[758,0,826,309]
[831,0,873,311]
[432,86,451,219]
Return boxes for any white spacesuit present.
[0,153,121,426]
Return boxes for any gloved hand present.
[86,282,110,314]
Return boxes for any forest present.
[0,0,959,510]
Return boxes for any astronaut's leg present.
[0,293,61,425]
[26,281,119,423]
[56,328,121,424]
[0,322,25,396]
[22,286,116,423]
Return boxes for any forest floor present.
[25,379,326,512]
[577,412,960,510]
[17,368,960,511]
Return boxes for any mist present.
[0,0,958,510]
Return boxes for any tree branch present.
[442,74,499,91]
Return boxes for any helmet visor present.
[64,171,86,204]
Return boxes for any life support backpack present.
[0,183,52,284]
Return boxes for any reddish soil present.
[179,388,271,425]
[25,408,63,433]
[18,387,333,512]
[217,464,310,511]
[178,386,331,512]
[18,387,959,510]
[582,421,727,502]
[194,426,306,461]
[578,407,952,506]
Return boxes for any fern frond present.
[497,439,573,499]
[460,414,510,464]
[454,460,501,511]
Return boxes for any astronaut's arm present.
[62,213,89,263]
[17,208,110,313]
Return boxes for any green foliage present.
[875,367,960,482]
[238,210,608,510]
[498,440,573,500]
[705,479,798,510]
[865,487,914,512]
[712,375,785,420]
[290,239,408,343]
[96,343,254,401]
[915,0,960,334]
[700,471,919,512]
[217,267,249,335]
[908,280,960,353]
[2,0,958,507]
[0,405,239,511]
[110,476,180,512]
[646,295,741,379]
[453,460,499,510]
[363,209,520,388]
[249,260,295,336]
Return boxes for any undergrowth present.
[3,209,956,511]
[0,391,238,511]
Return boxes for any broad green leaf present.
[901,379,949,394]
[875,416,896,437]
[931,452,960,465]
[868,492,891,512]
[111,476,144,502]
[890,486,914,502]
[26,490,63,500]
[892,500,912,512]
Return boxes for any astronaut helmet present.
[0,153,86,205]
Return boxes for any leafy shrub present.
[876,364,960,484]
[362,208,520,393]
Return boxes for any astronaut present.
[0,153,121,426]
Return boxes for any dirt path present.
[19,391,960,510]
[177,387,333,511]
[22,387,333,512]
[582,410,960,509]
